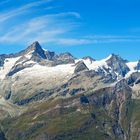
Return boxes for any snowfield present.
[126,61,139,78]
[0,57,21,80]
[0,53,139,84]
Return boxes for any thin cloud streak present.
[48,35,140,46]
[0,0,53,23]
[0,0,140,47]
[0,12,81,44]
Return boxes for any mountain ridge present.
[0,41,140,140]
[0,41,139,81]
[0,41,138,61]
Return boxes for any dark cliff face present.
[15,41,46,59]
[82,56,95,62]
[44,51,56,61]
[0,128,6,140]
[135,60,140,70]
[126,72,140,86]
[106,54,130,77]
[74,61,89,73]
[56,52,75,64]
[7,63,34,77]
[0,56,5,67]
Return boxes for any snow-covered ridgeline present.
[0,52,139,81]
[125,61,139,78]
[0,57,21,80]
[75,55,112,71]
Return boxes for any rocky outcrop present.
[126,72,140,86]
[16,41,46,59]
[0,56,5,67]
[44,51,56,60]
[74,61,89,73]
[7,63,34,76]
[135,60,140,70]
[56,52,75,64]
[106,54,130,77]
[82,56,95,62]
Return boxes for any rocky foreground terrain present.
[0,41,140,140]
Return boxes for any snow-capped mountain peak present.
[0,41,140,82]
[15,41,46,60]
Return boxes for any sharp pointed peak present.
[110,53,120,58]
[15,41,47,59]
[104,53,129,63]
[27,41,42,51]
[105,53,122,60]
[82,56,95,61]
[32,41,40,45]
[100,54,113,62]
[106,53,118,59]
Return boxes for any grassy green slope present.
[0,94,139,140]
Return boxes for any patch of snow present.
[0,57,20,80]
[24,51,34,59]
[102,54,112,62]
[77,108,81,112]
[13,63,76,83]
[19,63,75,75]
[125,61,139,78]
[126,61,138,71]
[43,48,48,52]
[75,55,112,72]
[24,60,36,65]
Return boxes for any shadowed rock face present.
[7,63,35,77]
[82,56,95,62]
[16,41,46,59]
[74,61,89,73]
[0,56,5,67]
[44,51,56,60]
[106,54,130,77]
[28,42,47,59]
[0,130,6,140]
[56,52,75,64]
[135,60,140,70]
[126,72,140,86]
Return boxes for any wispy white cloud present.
[0,11,81,44]
[46,35,140,46]
[86,35,140,43]
[0,0,83,46]
[1,0,140,47]
[0,0,53,23]
[47,38,96,45]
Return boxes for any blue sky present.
[0,0,140,61]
